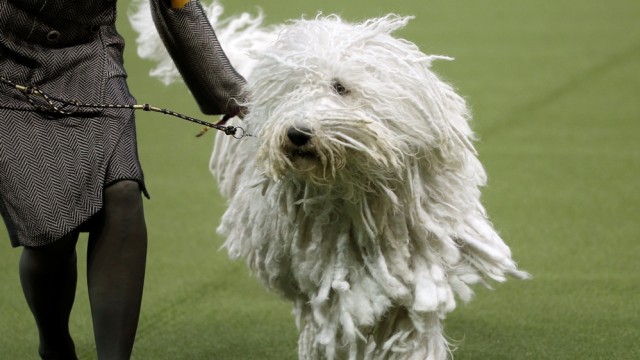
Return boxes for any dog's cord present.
[0,76,250,139]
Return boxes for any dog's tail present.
[128,0,276,83]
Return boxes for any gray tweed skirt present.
[0,0,148,248]
[0,77,148,248]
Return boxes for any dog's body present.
[132,2,528,359]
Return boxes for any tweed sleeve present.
[150,0,247,116]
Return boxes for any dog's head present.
[242,14,481,194]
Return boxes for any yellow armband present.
[171,0,191,9]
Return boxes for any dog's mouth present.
[282,143,321,170]
[285,150,320,169]
[287,148,318,159]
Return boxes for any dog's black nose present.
[287,126,312,146]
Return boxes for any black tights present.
[19,180,147,360]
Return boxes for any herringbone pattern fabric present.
[0,0,147,247]
[150,0,247,115]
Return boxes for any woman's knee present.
[104,180,143,208]
[26,232,78,255]
[20,232,78,268]
[102,180,147,235]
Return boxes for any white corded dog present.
[131,2,529,359]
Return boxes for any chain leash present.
[0,76,250,139]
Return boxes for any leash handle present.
[0,76,250,139]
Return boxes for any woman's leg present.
[19,232,80,360]
[87,180,147,360]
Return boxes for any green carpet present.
[1,1,638,358]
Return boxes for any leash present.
[0,76,250,139]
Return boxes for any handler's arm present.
[151,0,247,116]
